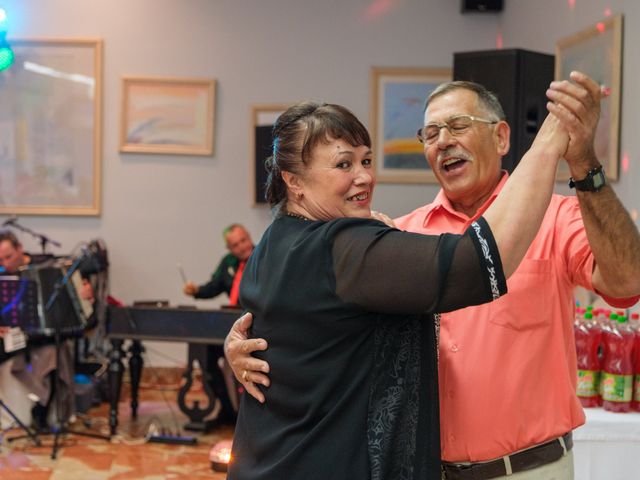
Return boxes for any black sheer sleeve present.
[330,216,506,315]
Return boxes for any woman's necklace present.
[286,211,312,221]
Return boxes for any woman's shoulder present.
[323,216,393,239]
[265,215,392,250]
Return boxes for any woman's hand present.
[546,70,603,176]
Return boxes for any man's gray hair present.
[425,81,506,121]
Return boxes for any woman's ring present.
[242,369,249,382]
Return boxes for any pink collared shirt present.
[395,173,638,463]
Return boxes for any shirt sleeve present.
[195,256,230,299]
[330,217,506,315]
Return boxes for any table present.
[107,305,238,435]
[573,407,640,479]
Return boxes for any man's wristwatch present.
[568,165,606,192]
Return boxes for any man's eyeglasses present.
[416,115,498,144]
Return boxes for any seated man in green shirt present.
[183,224,254,305]
[182,223,255,424]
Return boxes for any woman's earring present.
[297,192,304,200]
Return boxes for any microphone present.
[2,215,17,227]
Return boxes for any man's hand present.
[224,312,270,403]
[371,210,396,228]
[182,281,198,296]
[546,70,603,175]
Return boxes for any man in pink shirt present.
[394,71,640,479]
[225,72,640,479]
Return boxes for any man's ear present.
[494,120,510,156]
[282,171,303,198]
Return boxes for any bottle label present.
[576,369,600,397]
[602,372,633,402]
[635,375,640,402]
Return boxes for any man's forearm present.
[579,185,640,297]
[194,279,222,299]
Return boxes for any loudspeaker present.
[254,124,272,204]
[461,0,503,13]
[453,48,554,172]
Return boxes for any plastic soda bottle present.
[633,317,640,412]
[598,312,617,405]
[602,316,634,412]
[575,312,601,407]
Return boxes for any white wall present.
[1,0,638,364]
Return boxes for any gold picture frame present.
[370,67,451,184]
[555,14,623,181]
[250,104,289,206]
[120,76,216,156]
[0,37,103,216]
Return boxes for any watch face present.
[593,172,606,189]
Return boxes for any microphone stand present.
[43,250,110,459]
[4,217,62,254]
[0,398,41,447]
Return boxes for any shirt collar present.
[424,170,510,226]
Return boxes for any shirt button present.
[450,344,459,352]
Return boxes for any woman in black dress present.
[228,102,567,479]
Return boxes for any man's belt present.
[441,432,573,480]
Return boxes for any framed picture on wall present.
[251,104,289,206]
[120,76,216,156]
[555,13,623,181]
[0,37,103,216]
[370,67,451,184]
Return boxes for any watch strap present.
[568,165,606,192]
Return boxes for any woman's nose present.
[354,166,372,185]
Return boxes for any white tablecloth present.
[573,407,640,480]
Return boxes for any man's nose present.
[436,126,456,148]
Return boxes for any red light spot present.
[496,32,503,49]
[596,22,606,33]
[362,0,398,22]
[622,153,630,173]
[568,0,575,8]
[604,8,612,17]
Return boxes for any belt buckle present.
[442,462,476,480]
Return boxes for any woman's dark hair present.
[264,101,371,213]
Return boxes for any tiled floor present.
[0,369,234,479]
